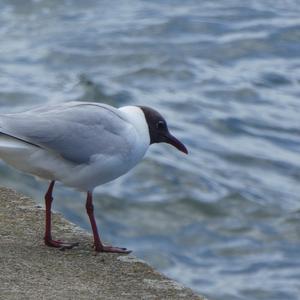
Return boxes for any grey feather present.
[0,102,131,164]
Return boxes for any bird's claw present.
[44,238,79,250]
[92,242,131,253]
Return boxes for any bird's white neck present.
[118,105,150,146]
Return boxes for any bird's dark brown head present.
[139,106,188,154]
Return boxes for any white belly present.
[0,133,148,192]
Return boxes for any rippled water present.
[1,1,300,299]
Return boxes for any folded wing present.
[0,102,132,164]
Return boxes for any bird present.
[0,101,188,253]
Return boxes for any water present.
[1,1,300,299]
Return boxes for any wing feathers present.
[0,102,132,164]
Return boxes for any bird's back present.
[0,102,131,164]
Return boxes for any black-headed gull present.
[0,101,188,253]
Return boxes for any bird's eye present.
[156,120,166,130]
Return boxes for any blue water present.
[1,1,300,299]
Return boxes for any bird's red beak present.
[163,133,188,154]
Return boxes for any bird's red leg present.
[44,180,79,250]
[86,191,131,253]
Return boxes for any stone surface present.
[0,187,206,300]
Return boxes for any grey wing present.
[0,103,131,164]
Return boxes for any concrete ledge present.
[0,187,206,300]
